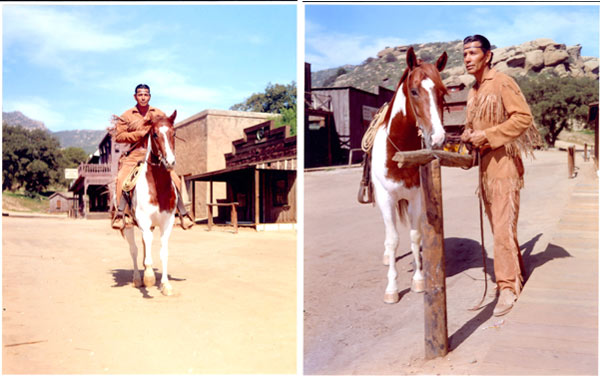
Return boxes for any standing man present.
[111,84,194,230]
[461,35,541,316]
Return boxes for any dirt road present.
[3,218,296,374]
[304,149,584,374]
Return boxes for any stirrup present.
[111,213,125,230]
[357,182,374,204]
[179,213,194,230]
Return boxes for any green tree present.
[61,147,88,168]
[2,123,61,193]
[272,104,297,136]
[230,82,296,113]
[54,146,88,187]
[516,74,599,147]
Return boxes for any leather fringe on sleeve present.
[467,93,542,159]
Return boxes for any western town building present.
[187,120,296,230]
[69,132,123,218]
[48,192,75,215]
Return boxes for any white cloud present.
[473,7,598,53]
[306,27,408,70]
[3,97,66,131]
[4,6,144,53]
[3,5,149,81]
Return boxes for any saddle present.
[357,102,390,205]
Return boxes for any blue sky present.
[306,4,599,71]
[3,4,297,132]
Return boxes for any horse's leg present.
[124,227,142,288]
[158,214,176,296]
[408,193,425,293]
[140,226,155,287]
[373,181,400,304]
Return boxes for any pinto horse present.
[371,47,448,304]
[122,111,178,296]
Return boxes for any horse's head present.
[147,110,177,171]
[403,47,448,149]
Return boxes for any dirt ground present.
[2,218,296,374]
[304,149,585,375]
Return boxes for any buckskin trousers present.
[481,178,525,297]
[115,149,182,207]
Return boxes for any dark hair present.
[135,84,150,94]
[463,34,493,67]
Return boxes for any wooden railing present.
[78,163,112,175]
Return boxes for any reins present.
[468,149,489,311]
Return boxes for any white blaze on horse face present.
[159,126,176,167]
[421,78,445,148]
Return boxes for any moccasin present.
[493,288,516,317]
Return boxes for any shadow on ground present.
[444,234,571,350]
[110,268,186,299]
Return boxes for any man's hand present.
[468,130,488,148]
[460,128,473,143]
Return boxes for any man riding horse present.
[111,84,194,231]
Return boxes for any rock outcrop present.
[312,38,598,93]
[447,38,598,87]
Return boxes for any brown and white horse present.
[371,47,448,303]
[123,111,178,296]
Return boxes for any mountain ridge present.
[2,111,105,154]
[311,38,599,93]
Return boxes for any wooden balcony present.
[70,163,115,193]
[78,163,112,175]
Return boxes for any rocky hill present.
[52,130,105,154]
[311,38,599,93]
[2,111,105,154]
[2,111,47,131]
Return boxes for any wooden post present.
[207,204,213,231]
[568,145,575,178]
[192,180,196,220]
[584,143,588,161]
[254,169,260,226]
[232,204,238,234]
[392,149,472,360]
[419,158,449,360]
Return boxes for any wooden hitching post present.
[392,149,473,360]
[419,158,449,359]
[568,145,575,178]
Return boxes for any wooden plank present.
[393,149,474,169]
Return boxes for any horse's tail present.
[397,199,409,225]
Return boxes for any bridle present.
[386,66,445,152]
[146,126,174,170]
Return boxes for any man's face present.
[463,42,490,75]
[134,88,151,107]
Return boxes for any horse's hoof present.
[161,283,174,296]
[382,254,391,266]
[133,277,143,288]
[143,270,156,287]
[411,279,425,293]
[384,291,400,304]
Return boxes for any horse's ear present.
[169,110,177,124]
[436,51,448,72]
[406,47,418,70]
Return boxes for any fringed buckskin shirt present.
[115,106,166,157]
[466,69,541,194]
